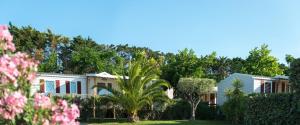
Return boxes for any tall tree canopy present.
[161,48,204,87]
[244,44,283,76]
[285,54,295,66]
[8,24,290,86]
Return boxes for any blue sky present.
[1,0,299,63]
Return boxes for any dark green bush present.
[161,99,220,120]
[196,102,221,120]
[245,93,300,125]
[161,99,191,120]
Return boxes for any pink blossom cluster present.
[0,91,27,120]
[34,93,52,109]
[33,95,80,125]
[0,25,15,52]
[0,52,38,86]
[0,25,80,124]
[51,99,80,125]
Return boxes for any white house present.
[31,72,174,99]
[31,73,88,97]
[217,73,290,105]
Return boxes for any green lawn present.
[83,120,231,125]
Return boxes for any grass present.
[82,120,231,125]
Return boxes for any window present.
[272,82,276,93]
[70,82,77,94]
[97,83,106,95]
[40,79,45,93]
[56,80,60,93]
[66,81,70,94]
[77,81,81,94]
[265,82,272,93]
[107,83,112,91]
[45,81,55,94]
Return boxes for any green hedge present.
[161,100,222,120]
[244,93,300,125]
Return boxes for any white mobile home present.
[217,73,290,105]
[31,72,174,99]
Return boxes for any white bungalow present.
[31,72,174,99]
[217,73,290,105]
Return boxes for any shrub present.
[161,99,191,120]
[222,79,246,125]
[244,93,300,125]
[161,99,220,120]
[196,102,220,120]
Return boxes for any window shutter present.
[56,80,60,93]
[77,81,81,94]
[66,81,70,94]
[40,79,45,93]
[282,82,286,92]
[260,80,264,93]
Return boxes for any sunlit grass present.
[83,120,231,125]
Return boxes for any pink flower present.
[0,25,15,52]
[34,93,51,109]
[42,119,50,125]
[0,52,38,86]
[0,91,27,120]
[51,100,80,125]
[0,25,80,124]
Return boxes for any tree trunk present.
[128,112,139,122]
[191,105,196,120]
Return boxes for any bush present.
[161,99,191,120]
[244,93,300,125]
[196,102,221,120]
[138,101,169,120]
[222,79,246,125]
[161,99,220,120]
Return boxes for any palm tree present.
[98,59,170,122]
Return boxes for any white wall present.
[253,79,262,93]
[253,78,273,93]
[87,77,95,95]
[31,73,87,96]
[217,73,254,105]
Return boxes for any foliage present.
[38,50,59,72]
[244,93,299,125]
[229,57,246,74]
[177,78,215,120]
[195,102,221,120]
[222,79,246,125]
[244,44,283,76]
[98,58,170,122]
[161,99,191,120]
[8,23,48,61]
[209,56,231,82]
[0,25,80,125]
[9,24,291,85]
[285,54,295,66]
[161,99,221,120]
[161,49,204,87]
[290,58,300,94]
